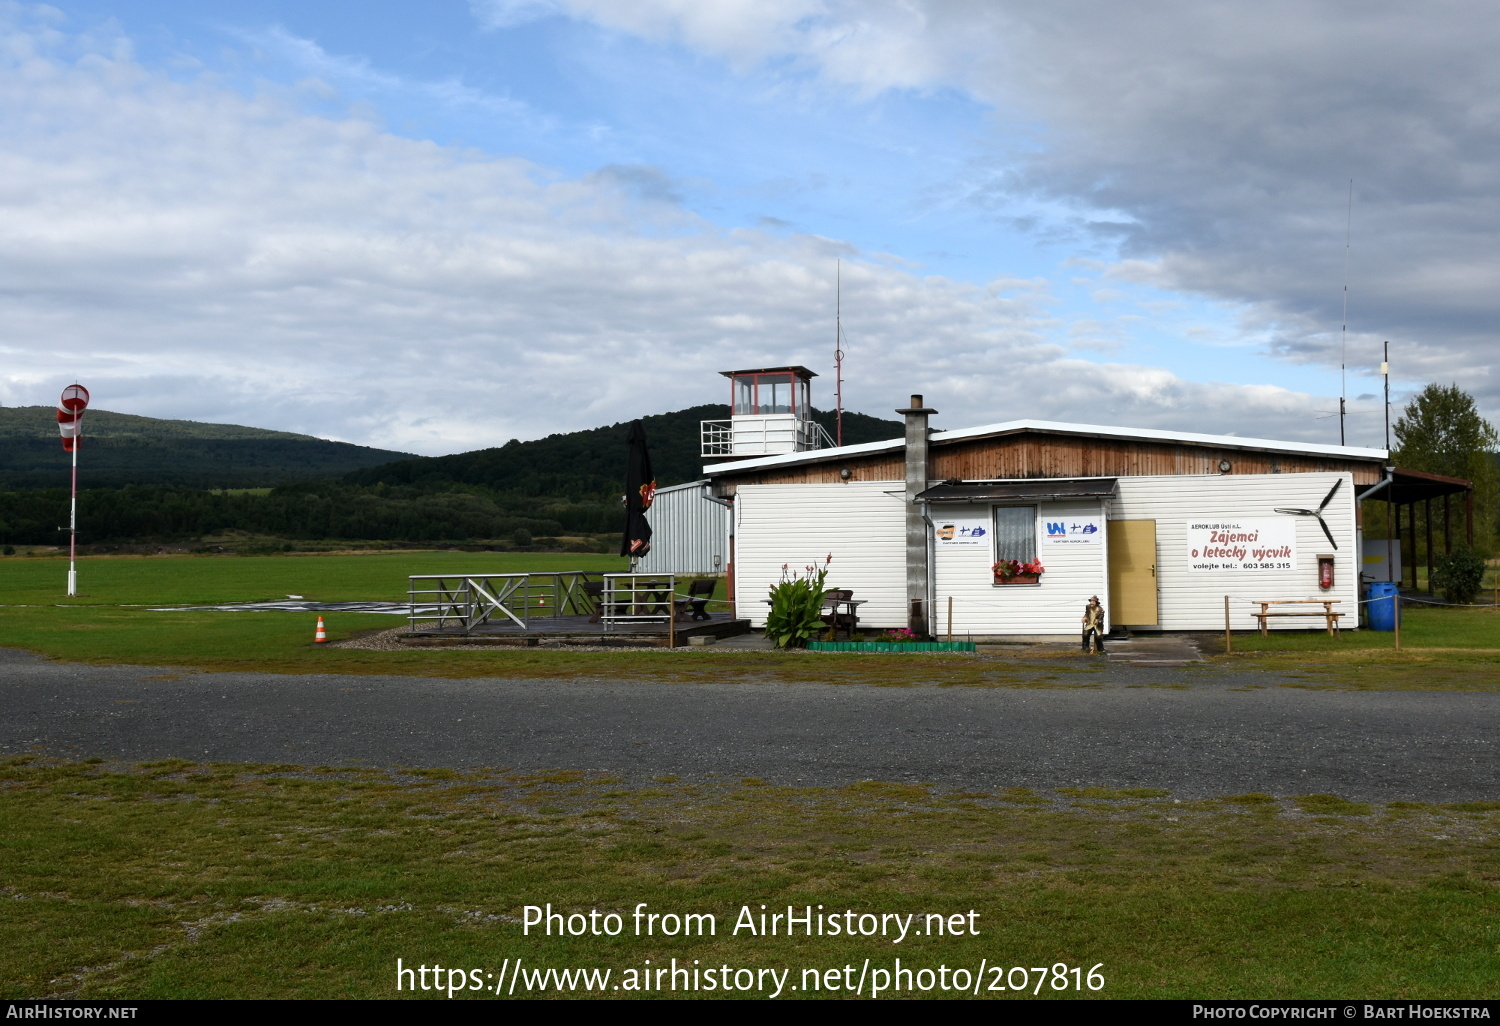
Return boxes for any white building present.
[702,390,1414,638]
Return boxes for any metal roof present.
[718,366,817,378]
[703,418,1388,475]
[917,478,1119,502]
[1388,467,1474,503]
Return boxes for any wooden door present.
[1108,520,1158,626]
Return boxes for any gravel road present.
[2,647,1496,801]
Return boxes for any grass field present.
[1,551,1498,686]
[3,757,1497,1000]
[4,558,1499,1000]
[0,551,629,605]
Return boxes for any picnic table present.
[1252,599,1343,636]
[821,595,865,640]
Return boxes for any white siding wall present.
[932,501,1110,637]
[735,481,907,629]
[637,481,730,576]
[1111,472,1358,631]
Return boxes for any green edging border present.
[807,641,977,653]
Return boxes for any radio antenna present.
[1339,179,1352,445]
[835,260,844,446]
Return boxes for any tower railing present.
[700,416,838,458]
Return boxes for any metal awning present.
[916,478,1119,502]
[1388,467,1472,504]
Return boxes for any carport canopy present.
[1387,467,1473,504]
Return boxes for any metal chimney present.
[897,394,938,636]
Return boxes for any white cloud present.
[525,0,1500,425]
[0,8,1350,455]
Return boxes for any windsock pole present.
[67,439,78,596]
[57,383,89,597]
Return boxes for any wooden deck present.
[397,611,751,648]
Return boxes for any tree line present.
[0,483,623,546]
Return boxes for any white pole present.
[67,440,78,596]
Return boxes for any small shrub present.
[764,558,830,649]
[512,527,533,547]
[1,545,13,556]
[1432,548,1486,604]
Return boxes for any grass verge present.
[2,758,1497,999]
[0,606,1099,685]
[1215,606,1500,689]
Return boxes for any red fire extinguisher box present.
[1317,554,1335,590]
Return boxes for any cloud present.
[0,9,1357,455]
[528,0,1500,423]
[468,0,569,30]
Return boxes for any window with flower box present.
[992,505,1043,584]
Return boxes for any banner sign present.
[1041,515,1104,545]
[934,519,989,546]
[1187,518,1296,573]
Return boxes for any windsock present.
[57,384,89,453]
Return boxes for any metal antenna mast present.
[1339,179,1352,445]
[835,260,844,446]
[1382,340,1390,452]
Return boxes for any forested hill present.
[0,407,414,490]
[343,405,905,499]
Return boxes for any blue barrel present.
[1366,581,1400,631]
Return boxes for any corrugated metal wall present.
[1111,472,1358,631]
[932,500,1110,638]
[636,481,730,576]
[735,481,907,629]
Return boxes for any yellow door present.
[1108,520,1158,626]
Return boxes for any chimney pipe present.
[896,394,938,637]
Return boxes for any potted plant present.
[993,558,1045,585]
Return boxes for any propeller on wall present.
[1274,479,1342,549]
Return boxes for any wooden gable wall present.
[711,432,1383,493]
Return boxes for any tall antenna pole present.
[1383,339,1393,586]
[835,260,844,447]
[1339,179,1352,446]
[1382,340,1390,451]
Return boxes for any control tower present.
[700,366,835,458]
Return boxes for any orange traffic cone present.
[314,616,328,644]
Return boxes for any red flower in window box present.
[993,558,1044,585]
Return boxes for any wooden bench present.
[1252,599,1343,636]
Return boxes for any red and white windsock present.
[57,384,89,452]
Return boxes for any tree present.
[1393,383,1499,547]
[1394,384,1498,478]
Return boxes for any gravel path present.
[2,647,1496,801]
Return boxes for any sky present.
[1,0,1496,455]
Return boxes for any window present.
[731,372,805,415]
[760,374,792,413]
[992,506,1036,563]
[734,377,754,415]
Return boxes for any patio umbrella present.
[620,419,656,558]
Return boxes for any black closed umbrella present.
[620,420,656,558]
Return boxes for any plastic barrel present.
[1366,581,1400,631]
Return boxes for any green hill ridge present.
[344,404,903,497]
[0,407,415,490]
[0,404,904,547]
